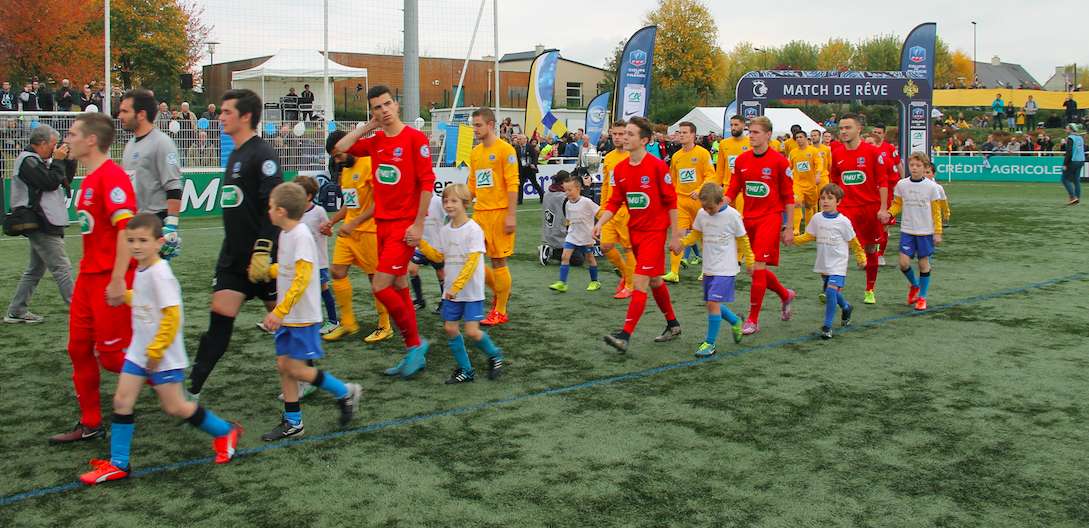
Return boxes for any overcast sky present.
[199,0,1089,85]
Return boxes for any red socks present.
[623,290,648,334]
[651,283,677,322]
[749,269,768,323]
[764,269,789,300]
[374,287,421,348]
[865,252,879,291]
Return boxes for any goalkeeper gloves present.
[160,216,181,260]
[248,238,274,283]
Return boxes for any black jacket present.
[15,150,75,235]
[56,87,75,110]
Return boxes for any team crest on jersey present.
[261,160,278,177]
[393,147,404,158]
[376,164,401,185]
[664,173,672,185]
[640,175,650,185]
[83,188,94,204]
[507,154,516,164]
[690,156,697,163]
[488,153,496,161]
[220,185,244,207]
[841,170,866,185]
[109,187,127,204]
[625,192,650,209]
[856,156,866,167]
[761,167,772,176]
[679,168,697,183]
[77,210,94,235]
[745,181,770,197]
[420,145,430,157]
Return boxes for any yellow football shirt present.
[340,156,375,232]
[670,145,717,197]
[468,139,520,211]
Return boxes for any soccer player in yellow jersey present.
[467,107,518,326]
[783,124,803,157]
[788,130,824,236]
[320,132,393,344]
[664,121,717,283]
[812,129,832,187]
[716,115,750,215]
[599,121,636,299]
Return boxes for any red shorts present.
[630,229,667,277]
[376,218,416,275]
[68,269,135,353]
[840,204,885,246]
[744,214,783,266]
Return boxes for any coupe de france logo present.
[753,80,768,98]
[589,106,606,124]
[909,46,926,64]
[261,160,278,177]
[628,50,647,68]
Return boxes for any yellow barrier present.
[934,89,1089,110]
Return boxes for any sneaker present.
[276,381,318,402]
[319,321,340,335]
[383,357,406,377]
[79,459,129,485]
[337,383,363,426]
[863,290,876,305]
[255,322,275,335]
[695,341,716,358]
[213,423,243,464]
[400,339,429,379]
[818,291,827,304]
[741,321,760,335]
[4,311,43,324]
[614,280,625,295]
[680,257,690,268]
[322,324,360,342]
[780,289,797,321]
[603,331,629,352]
[364,326,394,344]
[907,285,920,305]
[486,356,505,380]
[432,303,442,315]
[586,281,602,292]
[613,287,633,300]
[653,324,682,342]
[730,321,744,344]
[690,256,702,266]
[662,271,680,283]
[841,304,853,327]
[413,298,426,311]
[697,272,704,281]
[878,255,887,267]
[481,310,508,326]
[444,368,476,384]
[260,420,304,441]
[48,423,106,444]
[914,297,928,311]
[549,281,569,292]
[820,326,833,340]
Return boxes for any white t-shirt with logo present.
[563,196,598,246]
[423,194,446,244]
[277,223,323,325]
[434,219,486,302]
[692,205,746,277]
[301,205,330,269]
[127,260,187,371]
[893,178,943,235]
[805,212,856,276]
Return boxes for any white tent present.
[669,107,825,138]
[231,49,368,120]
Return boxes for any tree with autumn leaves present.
[0,0,208,101]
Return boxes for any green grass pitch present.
[1,182,1088,527]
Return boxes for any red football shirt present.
[727,148,795,220]
[76,159,136,273]
[346,126,436,221]
[606,153,677,231]
[829,141,889,208]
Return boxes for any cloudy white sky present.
[199,0,1088,84]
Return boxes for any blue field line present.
[2,272,1085,508]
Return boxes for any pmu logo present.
[909,46,926,64]
[753,80,768,98]
[628,50,647,67]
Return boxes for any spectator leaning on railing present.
[4,124,76,324]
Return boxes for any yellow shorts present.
[474,209,515,258]
[332,230,378,274]
[677,197,701,231]
[795,187,819,211]
[600,209,631,248]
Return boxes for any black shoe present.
[260,420,304,441]
[432,301,442,315]
[841,304,853,327]
[653,324,682,343]
[413,299,426,311]
[48,422,106,444]
[820,326,833,340]
[604,331,629,352]
[337,383,362,427]
[486,356,505,380]
[445,368,476,384]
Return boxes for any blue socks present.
[919,271,931,298]
[721,306,740,325]
[901,267,919,287]
[705,314,722,344]
[449,334,472,370]
[823,287,839,328]
[589,266,599,281]
[110,413,135,470]
[472,331,503,359]
[283,401,302,426]
[321,286,338,324]
[314,369,349,399]
[187,405,231,437]
[559,264,570,283]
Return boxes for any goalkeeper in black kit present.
[188,89,283,399]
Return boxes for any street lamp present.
[754,47,768,70]
[207,41,220,66]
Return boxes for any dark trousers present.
[517,168,544,204]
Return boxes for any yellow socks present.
[331,278,356,330]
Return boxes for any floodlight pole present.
[493,0,500,115]
[323,0,330,121]
[104,0,111,115]
[971,21,977,83]
[403,0,421,122]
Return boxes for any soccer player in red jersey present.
[594,117,683,352]
[871,123,902,264]
[49,113,137,444]
[725,116,796,336]
[336,86,435,379]
[829,114,891,304]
